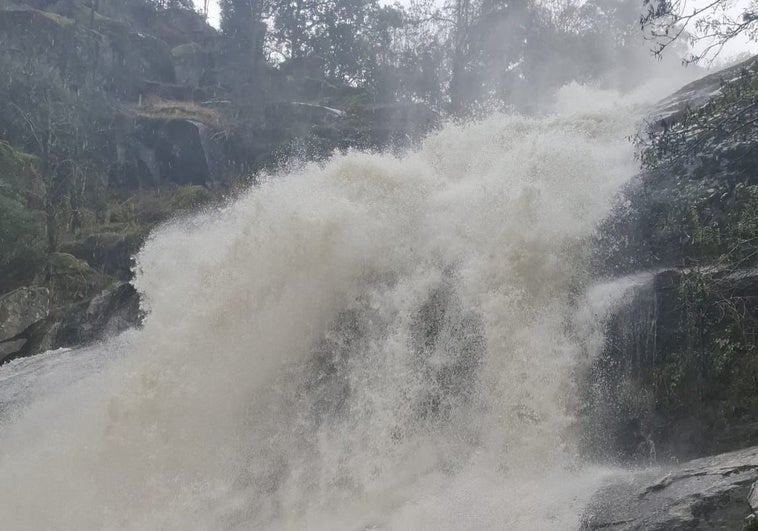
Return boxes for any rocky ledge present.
[581,446,758,530]
[0,282,139,365]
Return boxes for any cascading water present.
[0,84,674,530]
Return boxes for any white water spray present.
[0,86,656,530]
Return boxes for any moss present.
[171,42,202,60]
[36,10,74,27]
[0,141,36,193]
[170,185,212,212]
[48,252,92,274]
[68,4,129,35]
[0,194,45,293]
[46,252,112,305]
[0,141,36,169]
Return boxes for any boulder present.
[0,287,49,342]
[581,446,758,530]
[59,231,142,279]
[53,282,140,348]
[0,338,26,359]
[46,252,111,305]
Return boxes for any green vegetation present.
[627,60,758,452]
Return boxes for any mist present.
[1,0,757,530]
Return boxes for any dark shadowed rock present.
[135,117,220,187]
[581,446,758,530]
[0,338,27,359]
[2,283,140,364]
[53,282,141,348]
[582,269,758,464]
[0,286,49,342]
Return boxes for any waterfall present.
[0,85,658,530]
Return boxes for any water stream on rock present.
[0,83,677,530]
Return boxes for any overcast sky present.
[193,0,220,27]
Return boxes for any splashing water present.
[0,88,652,530]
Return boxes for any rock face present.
[53,282,140,348]
[586,55,758,465]
[0,287,49,363]
[582,269,758,464]
[0,283,140,365]
[0,287,49,342]
[135,117,216,186]
[581,446,758,530]
[653,55,758,123]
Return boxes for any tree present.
[267,0,403,87]
[443,0,535,112]
[0,50,111,254]
[219,0,267,70]
[641,0,758,63]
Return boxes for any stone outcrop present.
[0,286,49,363]
[654,55,758,124]
[0,287,49,342]
[583,55,758,529]
[581,446,758,530]
[0,282,140,365]
[581,268,758,464]
[587,55,758,465]
[53,282,140,348]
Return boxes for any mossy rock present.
[70,5,124,32]
[0,9,78,57]
[37,10,75,27]
[47,252,93,274]
[0,192,46,294]
[105,200,135,224]
[170,185,212,212]
[59,231,143,278]
[0,141,36,171]
[46,252,112,305]
[0,141,37,197]
[171,42,202,60]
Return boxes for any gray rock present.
[748,479,758,531]
[0,338,27,359]
[581,268,758,464]
[581,446,758,530]
[0,287,49,342]
[652,55,758,124]
[53,282,140,348]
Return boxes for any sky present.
[193,0,220,27]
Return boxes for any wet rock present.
[54,282,140,348]
[59,232,142,280]
[171,42,215,87]
[582,268,758,464]
[135,117,216,186]
[653,55,758,124]
[0,287,49,342]
[46,253,111,306]
[749,480,758,511]
[0,338,27,359]
[581,446,758,530]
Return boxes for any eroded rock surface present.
[581,446,758,530]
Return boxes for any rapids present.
[0,84,669,530]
